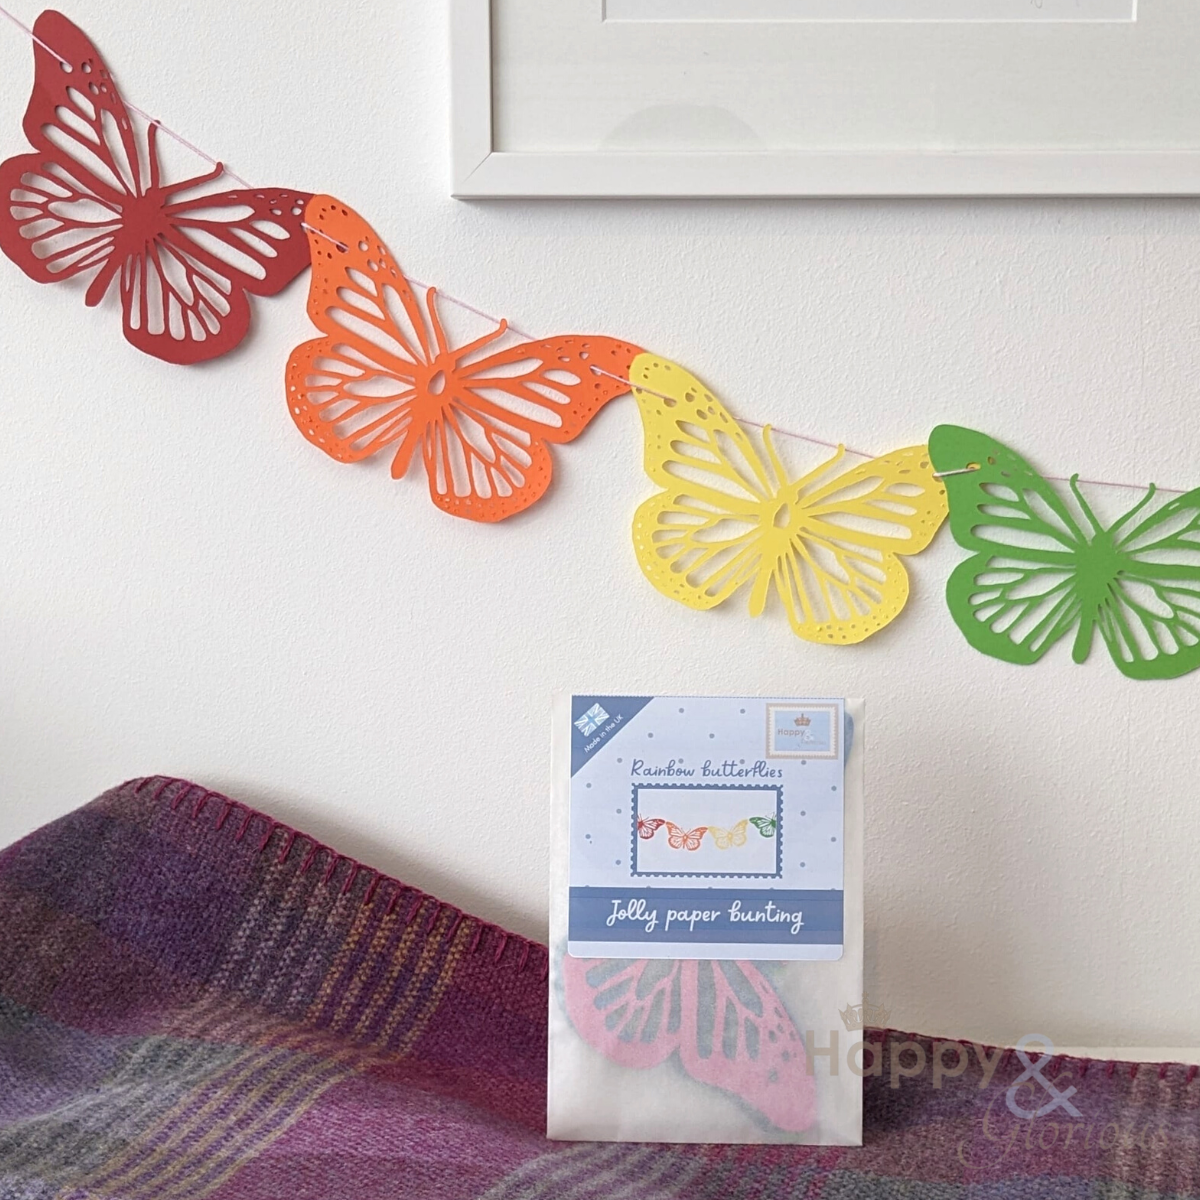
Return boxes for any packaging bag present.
[548,694,865,1144]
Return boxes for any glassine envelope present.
[548,694,865,1145]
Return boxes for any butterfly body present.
[562,955,815,1132]
[0,12,312,364]
[1068,531,1123,662]
[931,424,1200,680]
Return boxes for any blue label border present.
[630,783,784,879]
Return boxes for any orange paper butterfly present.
[664,821,707,851]
[286,196,641,522]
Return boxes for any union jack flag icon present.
[574,703,610,735]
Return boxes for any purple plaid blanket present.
[0,777,1196,1198]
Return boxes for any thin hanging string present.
[404,286,1190,494]
[0,3,252,188]
[0,6,1189,496]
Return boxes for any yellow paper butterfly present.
[629,354,948,645]
[708,819,749,850]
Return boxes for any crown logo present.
[839,994,890,1032]
[794,714,811,727]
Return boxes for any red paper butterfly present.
[285,196,641,522]
[0,11,312,364]
[664,821,707,851]
[636,817,665,840]
[563,956,815,1132]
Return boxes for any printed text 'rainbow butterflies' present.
[562,956,814,1133]
[0,11,311,364]
[930,424,1200,680]
[629,355,948,644]
[286,196,641,522]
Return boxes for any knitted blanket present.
[0,777,1195,1198]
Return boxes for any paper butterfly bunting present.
[563,956,815,1133]
[629,354,948,644]
[708,818,749,850]
[0,11,311,364]
[286,196,641,522]
[930,424,1200,680]
[663,821,707,851]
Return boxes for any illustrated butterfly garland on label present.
[930,425,1200,680]
[286,196,641,522]
[562,955,815,1133]
[629,354,949,644]
[637,816,776,849]
[0,11,312,364]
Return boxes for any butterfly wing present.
[0,12,138,292]
[561,957,683,1069]
[929,425,1090,666]
[562,956,815,1132]
[426,331,640,522]
[677,960,815,1133]
[287,197,432,472]
[630,353,947,644]
[630,354,782,612]
[1091,488,1200,680]
[774,445,947,644]
[120,184,311,364]
[636,817,664,840]
[287,196,638,521]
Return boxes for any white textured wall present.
[2,0,1198,1048]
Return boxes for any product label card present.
[567,695,846,960]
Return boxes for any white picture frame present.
[450,0,1200,198]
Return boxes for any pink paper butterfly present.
[562,956,815,1132]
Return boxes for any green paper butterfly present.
[748,816,777,838]
[929,425,1200,681]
